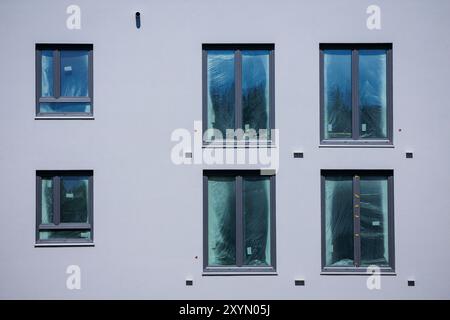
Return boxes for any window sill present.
[35,242,94,247]
[203,271,278,276]
[321,272,396,276]
[321,268,396,276]
[203,266,277,276]
[319,143,394,148]
[203,141,277,148]
[35,116,95,120]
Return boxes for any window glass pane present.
[60,50,89,97]
[41,50,54,97]
[242,51,270,138]
[360,176,389,266]
[41,178,53,224]
[39,102,91,113]
[208,176,236,266]
[60,176,89,223]
[323,50,352,139]
[243,176,271,266]
[207,51,235,139]
[359,50,387,139]
[324,175,354,267]
[39,230,91,240]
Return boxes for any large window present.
[321,170,394,272]
[203,171,276,272]
[36,44,93,117]
[36,171,93,244]
[320,44,392,144]
[203,44,274,143]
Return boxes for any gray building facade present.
[0,0,449,299]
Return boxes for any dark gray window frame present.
[320,43,393,145]
[36,170,94,244]
[35,44,93,117]
[203,170,276,273]
[202,44,275,146]
[320,170,395,274]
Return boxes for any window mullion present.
[353,174,361,267]
[351,49,359,140]
[235,50,242,133]
[235,175,244,267]
[53,176,61,225]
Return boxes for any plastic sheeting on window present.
[323,50,352,139]
[360,176,389,266]
[242,51,270,137]
[60,50,89,97]
[39,102,91,113]
[207,51,235,139]
[325,174,390,268]
[359,50,387,139]
[41,178,53,224]
[39,230,91,240]
[41,50,54,97]
[243,176,270,266]
[60,176,89,223]
[208,177,236,266]
[324,176,354,266]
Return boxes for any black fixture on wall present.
[135,12,141,29]
[295,279,305,286]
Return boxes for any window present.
[320,44,392,144]
[36,171,93,244]
[321,170,394,273]
[36,44,93,117]
[203,171,276,272]
[202,44,274,144]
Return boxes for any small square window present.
[320,44,392,145]
[36,171,93,244]
[36,44,93,117]
[204,171,276,273]
[321,170,394,273]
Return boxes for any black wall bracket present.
[135,12,141,29]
